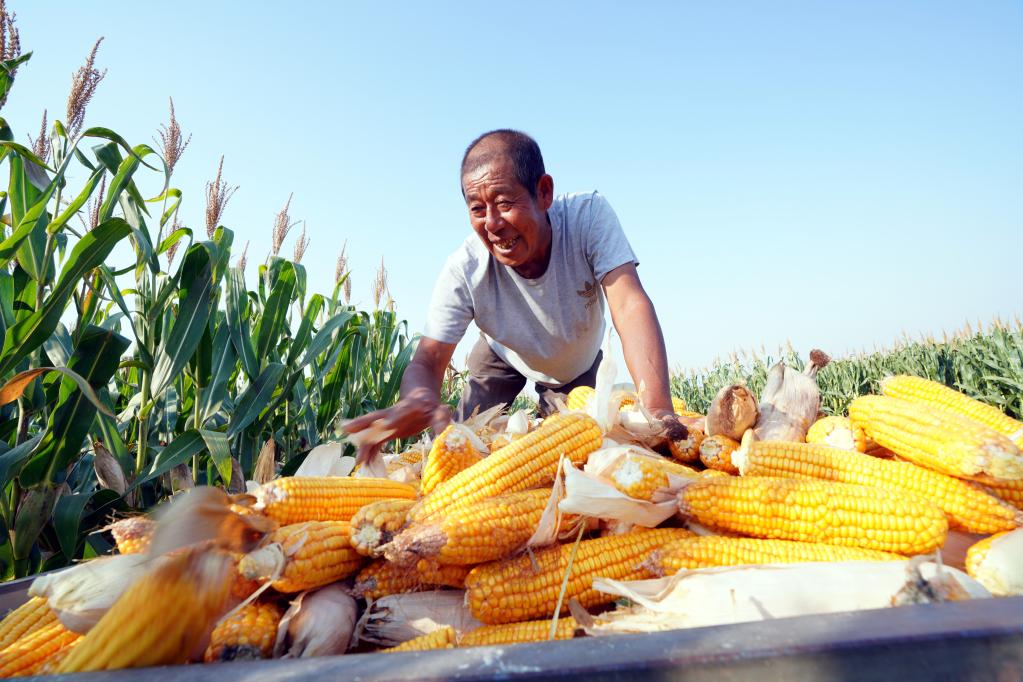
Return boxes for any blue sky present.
[5,1,1021,375]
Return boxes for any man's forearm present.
[616,295,673,412]
[400,359,444,403]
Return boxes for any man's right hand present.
[340,389,452,470]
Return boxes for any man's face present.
[462,154,553,272]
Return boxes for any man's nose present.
[484,205,503,232]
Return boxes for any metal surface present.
[10,591,1020,682]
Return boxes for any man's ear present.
[536,174,554,210]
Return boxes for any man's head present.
[460,129,555,277]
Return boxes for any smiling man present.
[345,129,679,464]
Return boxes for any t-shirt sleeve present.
[583,191,639,282]
[422,252,474,344]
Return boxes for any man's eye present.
[497,202,511,210]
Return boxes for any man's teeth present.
[496,237,518,249]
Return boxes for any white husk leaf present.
[28,553,155,633]
[584,560,990,635]
[294,442,355,477]
[973,527,1023,596]
[558,446,692,527]
[525,455,568,548]
[504,409,532,435]
[354,591,481,646]
[275,584,358,657]
[459,403,506,434]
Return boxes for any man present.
[345,129,680,464]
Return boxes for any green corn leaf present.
[0,366,112,415]
[226,268,258,379]
[132,429,205,488]
[156,226,191,256]
[53,490,97,560]
[0,218,131,378]
[46,165,105,235]
[253,261,297,363]
[150,242,215,397]
[6,155,48,281]
[287,294,325,367]
[228,362,285,438]
[0,434,42,493]
[18,326,129,487]
[199,323,237,426]
[200,430,232,487]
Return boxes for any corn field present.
[671,318,1023,420]
[0,22,417,579]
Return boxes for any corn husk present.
[274,584,358,658]
[29,554,154,633]
[582,559,989,635]
[705,384,758,441]
[354,591,481,647]
[752,349,829,442]
[294,442,356,478]
[558,446,696,527]
[968,528,1023,596]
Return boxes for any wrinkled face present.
[462,154,553,273]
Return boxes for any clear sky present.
[5,1,1022,377]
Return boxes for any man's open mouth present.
[494,237,519,253]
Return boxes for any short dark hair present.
[460,129,546,198]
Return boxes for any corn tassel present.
[652,536,903,574]
[239,521,363,593]
[381,625,456,652]
[255,476,417,525]
[353,559,470,600]
[56,549,235,673]
[411,413,602,523]
[350,498,416,556]
[459,617,579,647]
[420,424,486,495]
[734,440,1023,534]
[677,476,948,555]
[203,601,283,662]
[848,395,1023,480]
[699,435,740,475]
[881,375,1023,448]
[0,620,81,677]
[465,528,693,624]
[0,596,57,651]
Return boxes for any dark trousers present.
[455,335,602,420]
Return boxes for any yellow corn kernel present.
[677,476,949,555]
[964,529,1023,596]
[239,521,364,593]
[255,476,417,525]
[653,536,903,574]
[354,558,469,600]
[566,386,595,412]
[459,617,578,647]
[611,455,669,500]
[204,601,283,662]
[421,424,485,495]
[56,549,235,673]
[108,516,155,555]
[0,620,80,676]
[465,528,693,624]
[698,435,740,475]
[881,375,1023,448]
[411,413,602,523]
[382,626,456,652]
[848,395,1023,480]
[671,396,687,414]
[735,440,1022,534]
[0,596,57,651]
[350,498,416,556]
[984,478,1023,510]
[668,427,705,464]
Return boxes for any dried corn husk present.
[705,384,758,441]
[294,442,356,478]
[583,559,988,635]
[354,591,481,647]
[967,528,1023,596]
[253,439,278,485]
[752,349,829,442]
[559,446,697,527]
[92,442,127,496]
[274,584,358,658]
[29,554,154,633]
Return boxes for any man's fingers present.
[340,412,375,433]
[354,441,383,469]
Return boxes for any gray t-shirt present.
[424,191,637,387]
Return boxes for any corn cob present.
[566,386,595,412]
[652,536,903,574]
[848,395,1023,480]
[0,596,57,651]
[806,416,858,451]
[388,489,566,566]
[203,601,283,662]
[459,617,579,647]
[672,396,687,414]
[421,424,486,495]
[381,625,456,652]
[0,620,81,676]
[239,521,363,593]
[465,528,693,624]
[734,440,1023,534]
[107,516,155,555]
[353,559,470,600]
[56,549,234,673]
[35,637,80,675]
[699,435,740,475]
[983,478,1023,509]
[255,476,417,525]
[881,375,1023,448]
[653,457,702,478]
[677,476,948,555]
[611,455,669,500]
[668,427,705,464]
[350,498,416,556]
[965,529,1023,596]
[411,413,602,523]
[699,468,730,478]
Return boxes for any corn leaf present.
[133,429,205,488]
[200,430,232,487]
[0,366,112,415]
[226,267,258,379]
[198,322,236,426]
[253,261,297,363]
[228,362,285,438]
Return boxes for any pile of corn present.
[1,375,1021,675]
